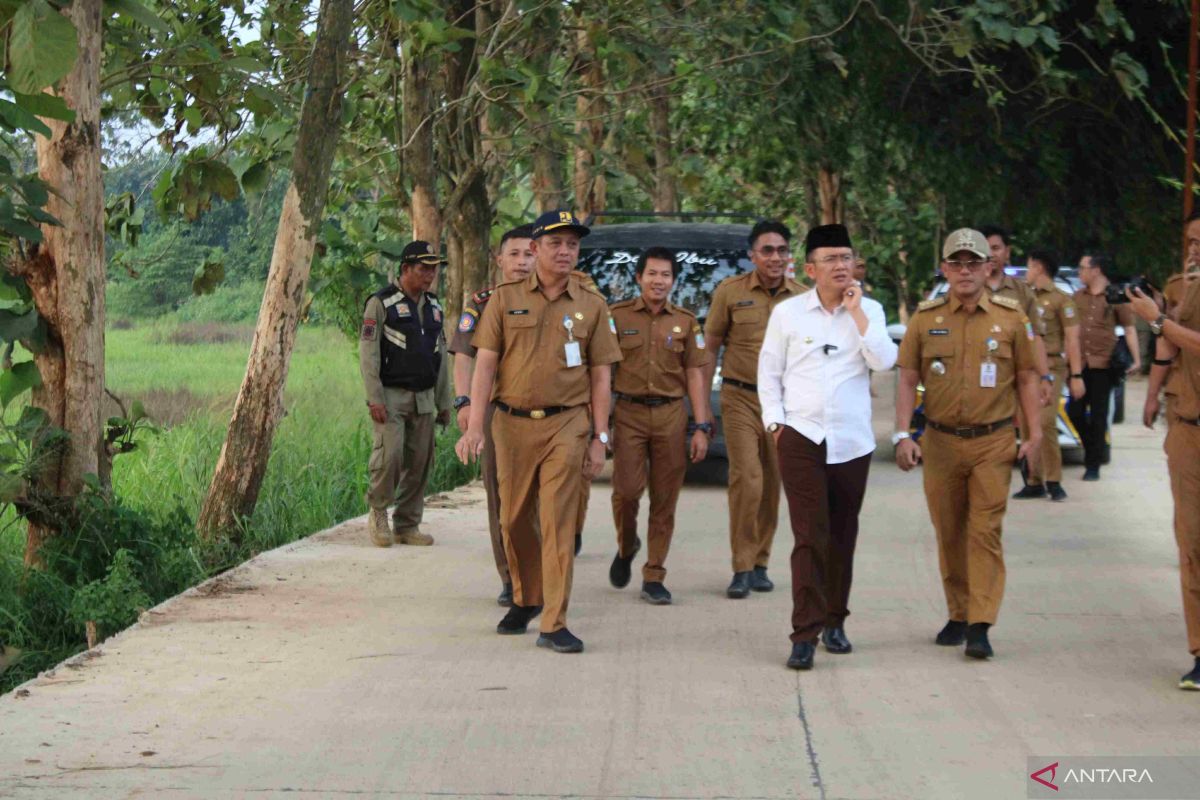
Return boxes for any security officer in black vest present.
[360,240,452,547]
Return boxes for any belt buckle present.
[956,426,973,437]
[530,409,546,419]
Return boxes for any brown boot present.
[368,508,393,547]
[396,527,434,546]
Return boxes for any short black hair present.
[637,246,679,277]
[499,224,534,248]
[979,225,1010,245]
[749,219,791,249]
[1186,209,1200,224]
[1082,251,1115,279]
[1027,249,1059,279]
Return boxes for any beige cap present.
[942,228,989,260]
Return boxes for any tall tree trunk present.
[817,166,843,224]
[19,0,105,566]
[197,0,353,539]
[572,24,606,221]
[532,138,565,212]
[649,87,677,213]
[404,42,440,244]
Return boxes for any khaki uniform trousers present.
[1166,419,1200,656]
[492,405,590,633]
[610,398,688,582]
[721,384,780,573]
[1030,362,1067,484]
[921,426,1014,625]
[366,386,436,534]
[480,402,509,584]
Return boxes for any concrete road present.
[1,376,1195,799]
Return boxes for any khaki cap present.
[942,228,989,260]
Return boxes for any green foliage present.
[6,0,78,94]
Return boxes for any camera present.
[1105,278,1154,305]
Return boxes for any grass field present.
[0,321,477,692]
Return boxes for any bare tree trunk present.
[197,0,353,539]
[649,87,677,213]
[532,140,565,212]
[572,24,606,220]
[817,166,843,224]
[404,41,440,244]
[18,0,105,566]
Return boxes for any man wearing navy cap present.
[456,210,622,654]
[360,240,452,547]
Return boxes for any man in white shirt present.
[758,224,897,671]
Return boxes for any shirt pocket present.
[922,337,955,376]
[619,334,644,352]
[505,314,538,334]
[731,305,766,327]
[991,341,1013,361]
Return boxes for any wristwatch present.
[891,431,911,446]
[593,431,610,446]
[452,395,471,410]
[690,421,715,436]
[1070,373,1084,380]
[1041,374,1055,383]
[1149,313,1167,336]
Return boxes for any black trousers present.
[777,427,872,644]
[1067,367,1113,471]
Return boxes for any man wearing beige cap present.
[894,228,1042,660]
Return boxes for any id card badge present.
[980,362,997,388]
[564,340,582,367]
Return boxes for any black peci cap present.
[804,224,853,259]
[396,240,446,265]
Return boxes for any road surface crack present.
[796,683,828,800]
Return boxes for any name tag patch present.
[928,329,950,336]
[735,300,755,307]
[508,309,530,315]
[621,329,639,336]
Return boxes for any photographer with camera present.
[1068,252,1140,481]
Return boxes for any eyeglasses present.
[756,246,791,257]
[943,259,988,272]
[815,254,855,266]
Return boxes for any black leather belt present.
[927,418,1013,438]
[494,401,570,419]
[616,393,680,407]
[722,377,758,392]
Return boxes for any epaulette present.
[571,269,604,297]
[673,305,698,318]
[990,295,1021,312]
[609,298,636,310]
[917,296,948,312]
[472,286,494,305]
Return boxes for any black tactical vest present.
[371,285,443,391]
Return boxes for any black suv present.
[577,217,759,483]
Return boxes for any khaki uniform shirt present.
[1166,278,1200,420]
[1165,272,1200,314]
[610,297,710,397]
[1074,289,1133,370]
[897,293,1038,426]
[989,274,1041,333]
[1032,284,1078,361]
[703,271,805,384]
[448,286,494,358]
[359,287,451,413]
[472,271,622,409]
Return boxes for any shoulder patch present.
[472,287,494,305]
[917,296,948,312]
[991,295,1021,311]
[457,309,478,333]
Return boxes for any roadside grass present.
[0,321,477,693]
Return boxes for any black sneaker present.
[1180,658,1200,691]
[537,628,584,653]
[936,619,968,646]
[1047,482,1067,502]
[1082,468,1100,481]
[608,537,641,589]
[640,581,672,605]
[1012,484,1046,499]
[787,641,815,670]
[496,583,513,607]
[750,566,774,592]
[965,623,994,659]
[727,571,752,598]
[496,604,542,635]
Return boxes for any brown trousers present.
[610,398,688,582]
[921,426,1015,625]
[481,402,509,584]
[1030,363,1067,484]
[492,405,590,633]
[777,428,872,643]
[366,386,435,534]
[721,384,780,572]
[1166,419,1200,656]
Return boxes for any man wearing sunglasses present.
[895,229,1042,660]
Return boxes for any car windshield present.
[576,248,754,322]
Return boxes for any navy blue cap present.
[531,210,590,240]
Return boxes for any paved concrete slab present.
[0,377,1194,799]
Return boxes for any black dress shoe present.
[1082,468,1100,481]
[640,581,672,605]
[497,583,513,607]
[1047,482,1067,502]
[822,626,853,654]
[1180,658,1200,691]
[496,604,542,635]
[935,619,968,646]
[536,628,584,653]
[750,566,774,592]
[608,537,641,589]
[787,641,815,670]
[574,532,582,556]
[727,571,752,598]
[1012,484,1046,499]
[964,622,993,659]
